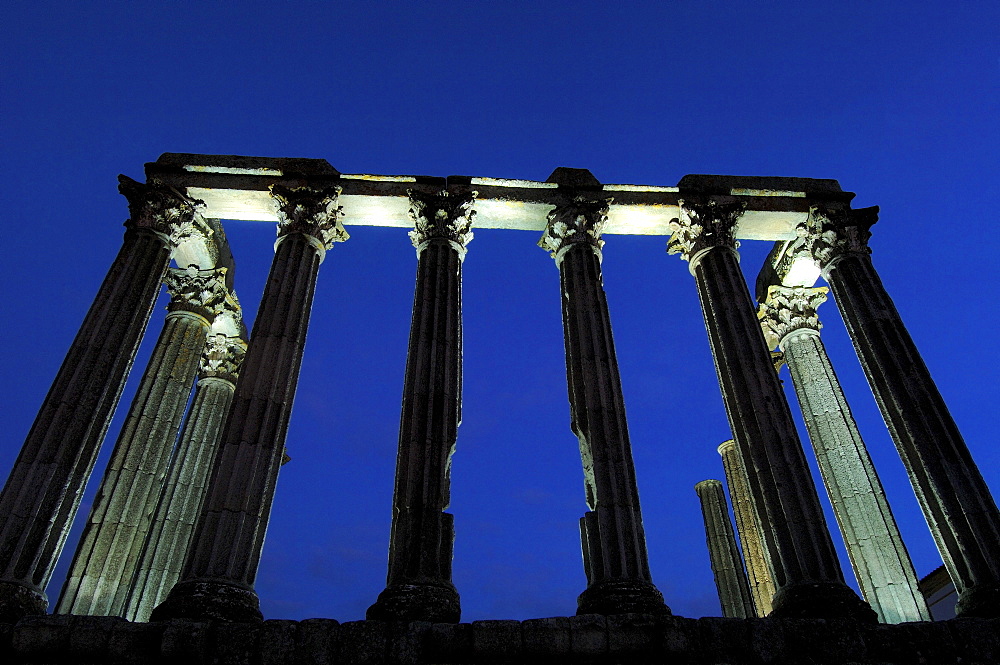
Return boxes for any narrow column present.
[759,284,930,623]
[695,479,755,618]
[124,330,246,622]
[151,183,347,622]
[797,205,1000,618]
[667,197,874,621]
[717,440,775,616]
[56,266,226,616]
[539,183,668,615]
[367,189,475,623]
[0,176,203,623]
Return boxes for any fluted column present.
[667,197,874,621]
[124,330,246,622]
[717,440,775,616]
[367,190,475,623]
[539,194,668,616]
[695,479,755,618]
[151,183,347,622]
[797,205,1000,618]
[56,266,225,616]
[759,284,930,623]
[0,176,203,623]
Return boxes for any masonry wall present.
[5,614,999,665]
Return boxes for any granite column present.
[798,205,1000,618]
[151,183,347,622]
[0,176,203,622]
[695,479,755,618]
[367,190,475,623]
[667,197,874,621]
[539,190,668,615]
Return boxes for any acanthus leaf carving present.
[757,285,828,350]
[164,266,229,320]
[407,189,477,257]
[538,195,613,260]
[118,175,206,246]
[667,197,745,265]
[199,333,247,383]
[796,205,878,269]
[269,183,348,249]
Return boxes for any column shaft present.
[124,337,241,622]
[56,307,211,616]
[718,439,775,616]
[824,251,1000,617]
[695,479,755,618]
[152,185,345,622]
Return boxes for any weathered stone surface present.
[106,619,163,665]
[261,620,299,665]
[522,617,571,657]
[541,191,667,616]
[294,618,339,665]
[695,479,756,618]
[339,620,387,665]
[568,614,607,657]
[669,197,874,622]
[160,619,210,664]
[605,613,658,658]
[212,622,260,665]
[797,204,1000,619]
[471,619,522,662]
[424,621,472,662]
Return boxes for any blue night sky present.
[1,2,997,621]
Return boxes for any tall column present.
[124,331,246,622]
[797,205,1000,618]
[539,193,668,615]
[0,176,203,623]
[56,266,226,616]
[695,479,756,618]
[759,284,930,623]
[367,189,475,623]
[151,183,347,622]
[718,440,775,616]
[667,197,874,621]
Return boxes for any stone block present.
[12,614,73,659]
[606,613,658,657]
[657,615,698,664]
[339,620,388,665]
[69,616,123,661]
[425,622,472,662]
[568,614,607,657]
[696,616,752,664]
[946,617,1000,664]
[160,619,210,664]
[863,621,958,665]
[295,618,339,665]
[522,617,571,658]
[211,622,261,665]
[261,619,299,665]
[471,619,522,662]
[0,621,12,663]
[106,620,163,665]
[386,620,431,665]
[784,618,866,664]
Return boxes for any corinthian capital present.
[118,175,206,246]
[165,266,229,320]
[796,205,879,269]
[757,285,828,350]
[667,197,746,267]
[269,184,349,250]
[407,189,477,258]
[538,196,613,261]
[199,333,247,383]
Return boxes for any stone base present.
[770,582,877,622]
[0,581,48,624]
[149,579,262,622]
[577,579,671,616]
[367,582,461,623]
[956,582,1000,618]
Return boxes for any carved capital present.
[269,184,348,250]
[757,285,828,350]
[165,266,229,320]
[796,205,878,269]
[538,196,613,260]
[199,333,247,383]
[407,189,477,258]
[119,175,206,246]
[667,197,746,267]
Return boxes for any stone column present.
[667,197,874,621]
[56,266,226,616]
[124,331,246,622]
[717,440,775,616]
[759,284,930,623]
[797,205,1000,618]
[0,176,203,623]
[695,479,756,618]
[151,183,347,622]
[539,194,668,616]
[367,189,475,624]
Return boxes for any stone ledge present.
[4,614,998,665]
